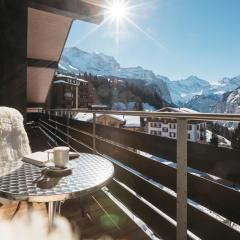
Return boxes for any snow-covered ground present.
[112,101,155,111]
[206,130,231,147]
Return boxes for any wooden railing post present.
[176,118,188,240]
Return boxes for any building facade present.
[146,107,206,142]
[49,74,93,109]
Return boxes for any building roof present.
[74,113,141,128]
[54,78,88,86]
[56,73,87,82]
[123,115,141,128]
[90,104,109,108]
[157,107,199,113]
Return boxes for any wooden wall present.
[0,0,28,117]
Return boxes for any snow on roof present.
[55,73,88,83]
[91,105,109,108]
[54,80,68,84]
[108,114,125,122]
[54,79,87,86]
[74,113,95,122]
[123,115,141,128]
[157,107,199,113]
[178,108,199,113]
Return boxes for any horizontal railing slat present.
[29,113,240,239]
[94,123,240,184]
[95,137,240,225]
[114,164,240,239]
[38,116,240,225]
[108,180,177,240]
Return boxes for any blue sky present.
[65,0,240,83]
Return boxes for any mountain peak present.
[187,75,198,79]
[60,46,158,82]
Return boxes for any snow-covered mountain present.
[183,76,240,112]
[59,47,240,110]
[185,94,222,113]
[59,47,172,103]
[159,74,240,105]
[61,47,157,81]
[203,75,240,96]
[160,75,211,104]
[214,88,240,114]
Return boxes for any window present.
[150,123,154,127]
[197,125,199,130]
[162,127,168,132]
[158,131,161,136]
[170,123,176,129]
[188,133,191,139]
[150,130,157,135]
[188,125,192,131]
[169,132,176,138]
[158,123,161,128]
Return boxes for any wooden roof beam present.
[28,0,104,24]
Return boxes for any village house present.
[74,113,141,131]
[146,107,206,142]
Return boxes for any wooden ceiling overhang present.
[27,0,104,107]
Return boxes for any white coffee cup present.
[53,146,70,168]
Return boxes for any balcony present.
[25,109,240,240]
[1,0,240,238]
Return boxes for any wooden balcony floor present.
[0,125,149,240]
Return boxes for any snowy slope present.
[185,94,222,113]
[163,75,211,104]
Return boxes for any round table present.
[0,153,114,229]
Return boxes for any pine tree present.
[231,123,240,150]
[138,102,144,111]
[210,132,219,146]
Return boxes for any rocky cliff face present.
[214,88,240,114]
[185,94,222,113]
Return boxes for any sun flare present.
[107,0,129,21]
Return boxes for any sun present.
[107,0,129,21]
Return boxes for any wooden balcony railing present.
[27,110,240,240]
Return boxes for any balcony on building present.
[0,1,240,240]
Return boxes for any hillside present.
[79,72,172,110]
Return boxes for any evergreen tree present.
[138,102,144,111]
[231,123,240,150]
[83,72,88,80]
[210,132,219,146]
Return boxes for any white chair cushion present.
[0,107,31,165]
[0,107,32,204]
